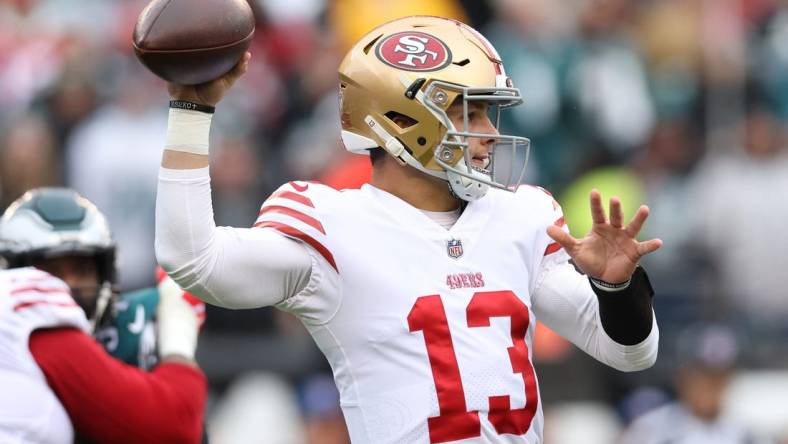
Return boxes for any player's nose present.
[478,115,498,146]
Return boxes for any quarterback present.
[156,16,662,443]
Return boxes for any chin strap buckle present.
[365,115,408,164]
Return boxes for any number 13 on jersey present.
[408,290,539,443]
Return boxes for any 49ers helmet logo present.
[375,31,452,72]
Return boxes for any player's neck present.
[371,158,461,212]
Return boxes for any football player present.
[156,16,662,443]
[0,188,206,443]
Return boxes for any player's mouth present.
[471,156,490,174]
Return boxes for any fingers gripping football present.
[167,52,251,107]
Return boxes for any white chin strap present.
[363,115,447,180]
[446,168,490,201]
[362,114,490,202]
[90,282,113,334]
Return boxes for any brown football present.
[133,0,255,85]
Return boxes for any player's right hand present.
[167,51,251,107]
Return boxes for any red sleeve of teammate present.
[29,328,206,444]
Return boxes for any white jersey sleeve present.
[527,188,658,372]
[0,268,89,444]
[252,181,342,324]
[156,167,315,309]
[156,168,341,321]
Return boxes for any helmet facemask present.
[420,80,531,201]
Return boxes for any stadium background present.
[2,0,788,442]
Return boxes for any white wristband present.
[165,108,213,155]
[590,276,632,292]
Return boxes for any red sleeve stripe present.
[257,205,326,235]
[254,221,338,272]
[553,217,565,227]
[14,300,79,312]
[10,286,70,297]
[266,190,314,208]
[155,266,168,284]
[544,242,562,256]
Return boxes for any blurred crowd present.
[2,0,788,442]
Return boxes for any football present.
[132,0,255,85]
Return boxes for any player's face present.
[33,254,100,316]
[446,100,498,171]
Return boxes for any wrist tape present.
[164,107,213,156]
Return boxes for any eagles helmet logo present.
[376,31,452,72]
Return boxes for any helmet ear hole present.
[417,137,427,146]
[384,111,418,129]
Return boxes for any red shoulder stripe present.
[544,218,566,256]
[257,205,326,235]
[14,300,79,312]
[266,190,314,208]
[289,181,310,192]
[544,242,562,256]
[254,221,338,272]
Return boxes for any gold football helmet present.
[338,16,530,201]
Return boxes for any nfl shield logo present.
[447,239,463,259]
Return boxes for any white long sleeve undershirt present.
[155,167,312,309]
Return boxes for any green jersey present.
[95,287,160,370]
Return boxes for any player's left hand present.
[546,189,663,284]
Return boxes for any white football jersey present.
[255,182,572,444]
[0,268,90,444]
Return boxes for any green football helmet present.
[0,188,117,331]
